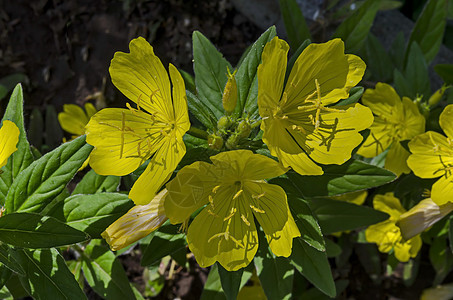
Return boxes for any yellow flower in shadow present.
[357,83,425,176]
[258,37,373,175]
[58,103,97,140]
[407,104,453,206]
[365,193,421,262]
[85,37,190,205]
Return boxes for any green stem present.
[250,119,262,129]
[187,126,209,140]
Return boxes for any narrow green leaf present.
[218,264,243,300]
[325,238,342,257]
[434,64,453,85]
[193,31,232,119]
[0,84,34,205]
[291,238,336,298]
[390,31,406,71]
[0,212,89,248]
[236,26,276,119]
[307,198,389,234]
[393,68,412,98]
[27,108,44,151]
[254,231,293,300]
[0,244,24,275]
[179,69,196,95]
[5,135,93,213]
[365,34,394,81]
[186,90,217,130]
[72,169,120,195]
[0,74,28,100]
[16,248,87,300]
[403,42,431,98]
[141,224,186,266]
[200,264,226,300]
[287,159,396,198]
[0,266,11,290]
[406,0,448,64]
[279,0,311,50]
[334,86,364,106]
[333,0,381,53]
[47,193,133,238]
[45,105,64,151]
[81,241,136,300]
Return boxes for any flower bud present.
[208,134,224,150]
[428,84,450,108]
[217,116,232,131]
[222,68,238,114]
[237,120,251,139]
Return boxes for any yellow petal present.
[393,235,421,262]
[58,104,90,136]
[397,198,453,240]
[401,96,425,140]
[186,185,259,271]
[257,36,289,118]
[86,108,156,176]
[245,182,300,257]
[168,63,191,134]
[431,175,453,206]
[271,145,323,175]
[164,161,217,224]
[330,190,368,205]
[361,83,402,121]
[109,37,174,122]
[102,189,168,251]
[385,142,410,176]
[284,39,365,110]
[440,104,453,140]
[84,103,98,119]
[407,131,453,179]
[357,119,393,158]
[129,135,186,205]
[373,193,406,219]
[365,221,399,253]
[0,120,19,168]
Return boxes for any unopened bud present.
[208,134,223,150]
[237,120,251,139]
[222,67,238,114]
[428,84,450,107]
[217,116,231,131]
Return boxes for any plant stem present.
[187,126,209,140]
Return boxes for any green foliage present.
[279,0,311,50]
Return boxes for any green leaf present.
[0,84,34,205]
[279,0,311,50]
[16,248,87,300]
[0,244,25,275]
[291,237,336,298]
[27,108,44,151]
[72,169,120,195]
[47,193,133,238]
[365,34,394,81]
[45,105,64,151]
[287,159,396,198]
[0,74,28,101]
[236,26,276,119]
[186,90,217,130]
[334,86,364,106]
[5,135,93,213]
[403,42,431,98]
[406,0,448,65]
[325,238,342,257]
[141,224,186,266]
[434,64,453,85]
[193,31,232,119]
[0,266,11,290]
[179,69,196,95]
[0,212,89,248]
[81,240,136,300]
[217,264,243,300]
[200,264,226,300]
[390,31,406,71]
[333,0,382,53]
[307,198,389,234]
[254,231,293,300]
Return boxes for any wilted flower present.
[258,37,373,175]
[357,83,425,176]
[407,104,453,206]
[86,37,190,205]
[365,193,422,262]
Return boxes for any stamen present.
[429,132,440,152]
[241,214,250,226]
[212,185,221,194]
[252,193,265,199]
[233,189,243,200]
[223,207,237,221]
[250,204,265,214]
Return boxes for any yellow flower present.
[86,37,190,205]
[0,120,20,168]
[258,37,373,175]
[407,104,453,206]
[357,83,425,176]
[102,189,168,251]
[164,150,300,271]
[365,193,422,262]
[397,198,453,240]
[58,103,97,140]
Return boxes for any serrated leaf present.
[193,31,232,119]
[0,84,34,205]
[365,34,394,81]
[0,212,89,248]
[218,264,243,300]
[287,159,396,198]
[0,244,25,275]
[16,248,87,300]
[72,169,120,195]
[47,193,133,238]
[254,231,293,300]
[291,237,336,298]
[406,0,448,64]
[5,135,93,213]
[236,26,276,119]
[186,90,217,130]
[434,64,453,85]
[141,224,186,266]
[81,240,136,300]
[307,198,389,234]
[279,0,311,50]
[333,0,381,53]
